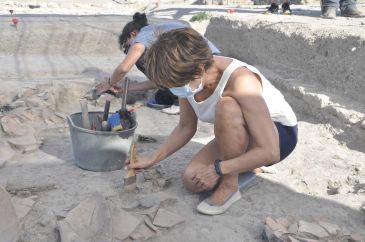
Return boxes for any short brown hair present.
[145,27,213,88]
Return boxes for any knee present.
[181,165,202,193]
[215,97,245,129]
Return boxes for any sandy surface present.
[0,1,364,241]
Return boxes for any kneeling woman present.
[127,28,298,215]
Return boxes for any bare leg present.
[209,97,250,205]
[182,139,220,193]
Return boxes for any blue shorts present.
[274,122,298,161]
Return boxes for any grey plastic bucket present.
[67,111,137,172]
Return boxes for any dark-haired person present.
[96,12,220,106]
[127,28,298,215]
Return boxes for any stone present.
[298,220,329,238]
[11,197,35,221]
[317,221,341,235]
[327,180,342,195]
[110,206,140,241]
[0,186,19,242]
[0,141,15,168]
[58,193,112,242]
[138,196,160,208]
[152,208,184,228]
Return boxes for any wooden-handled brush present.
[124,142,137,192]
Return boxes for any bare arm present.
[110,43,145,86]
[112,79,157,93]
[150,98,198,163]
[220,68,280,174]
[129,98,198,170]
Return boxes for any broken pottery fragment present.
[297,220,329,238]
[8,135,40,153]
[0,186,19,242]
[138,205,159,221]
[58,193,112,242]
[262,217,361,242]
[110,206,140,241]
[129,222,156,241]
[144,217,158,232]
[152,208,184,228]
[11,196,35,221]
[265,216,287,233]
[0,141,15,167]
[317,221,341,235]
[1,115,35,136]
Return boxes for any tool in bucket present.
[108,77,132,132]
[101,97,111,131]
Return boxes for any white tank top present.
[187,58,297,126]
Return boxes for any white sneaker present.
[197,190,241,215]
[161,105,180,115]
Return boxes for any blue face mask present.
[169,81,204,98]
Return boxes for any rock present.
[120,198,140,210]
[0,142,15,168]
[58,193,112,242]
[138,196,160,208]
[11,197,35,221]
[156,178,167,188]
[327,180,341,195]
[0,186,19,242]
[152,208,184,228]
[317,221,341,235]
[297,220,329,238]
[110,206,140,241]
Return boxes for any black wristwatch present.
[214,159,224,176]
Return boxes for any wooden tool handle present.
[126,142,137,177]
[79,99,91,129]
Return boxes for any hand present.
[192,165,220,191]
[95,77,112,96]
[110,85,124,94]
[125,154,157,171]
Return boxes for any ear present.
[130,31,137,38]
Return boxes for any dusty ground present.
[0,1,364,242]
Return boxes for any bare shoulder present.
[224,66,262,97]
